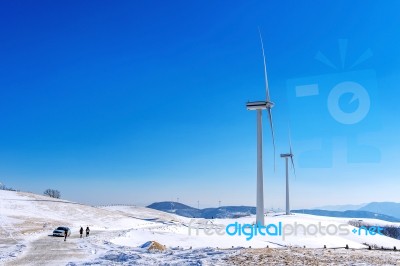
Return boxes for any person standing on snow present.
[86,226,90,237]
[64,228,68,241]
[79,227,83,238]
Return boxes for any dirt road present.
[5,234,89,266]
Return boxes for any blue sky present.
[1,1,399,208]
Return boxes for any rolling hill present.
[359,202,400,220]
[147,201,256,218]
[148,201,400,223]
[293,209,400,223]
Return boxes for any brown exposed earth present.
[224,247,400,265]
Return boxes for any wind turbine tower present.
[280,131,295,215]
[246,31,276,226]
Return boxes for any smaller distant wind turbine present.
[280,130,296,215]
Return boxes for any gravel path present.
[5,234,88,266]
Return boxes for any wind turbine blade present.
[267,108,276,171]
[258,28,270,102]
[290,156,296,178]
[289,126,293,155]
[288,126,296,178]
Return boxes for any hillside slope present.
[2,190,400,265]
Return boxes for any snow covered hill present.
[2,190,400,265]
[0,190,153,233]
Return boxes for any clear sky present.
[1,1,399,209]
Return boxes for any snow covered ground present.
[1,190,400,265]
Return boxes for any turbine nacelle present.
[280,153,293,158]
[246,101,275,110]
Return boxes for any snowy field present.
[1,190,400,265]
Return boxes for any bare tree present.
[0,182,17,191]
[383,226,400,240]
[43,189,61,199]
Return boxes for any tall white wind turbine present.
[280,130,296,215]
[246,31,276,226]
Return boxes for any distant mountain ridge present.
[314,203,368,211]
[147,202,202,218]
[293,209,400,223]
[147,202,255,219]
[313,202,400,221]
[359,202,400,220]
[148,201,400,223]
